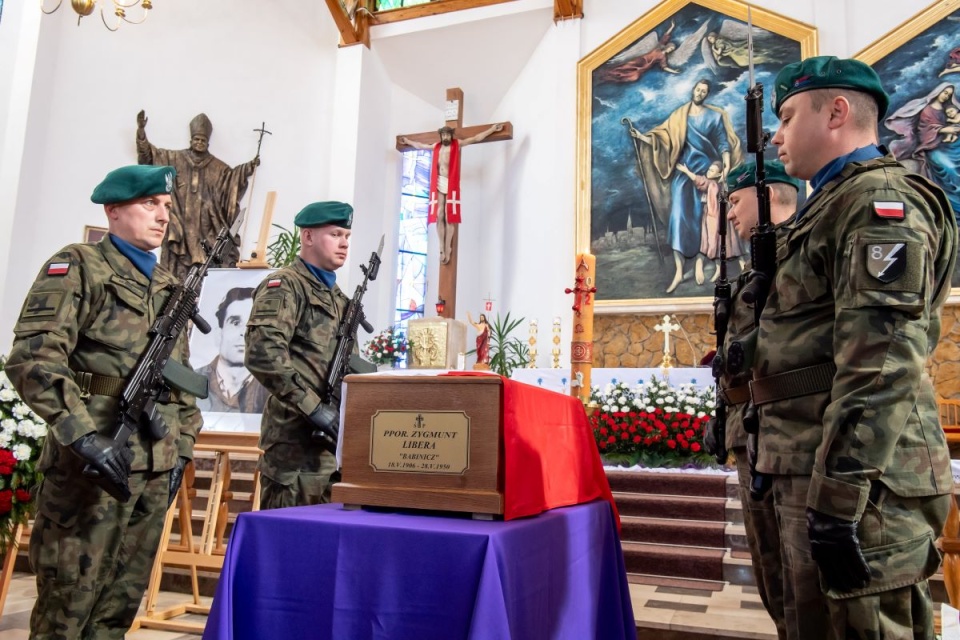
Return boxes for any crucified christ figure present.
[399,123,503,264]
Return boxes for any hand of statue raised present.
[253,155,261,167]
[137,110,148,129]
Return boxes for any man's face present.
[218,298,252,366]
[772,92,831,181]
[727,187,759,241]
[106,194,171,251]
[692,82,710,105]
[301,225,351,271]
[440,131,453,146]
[191,134,209,153]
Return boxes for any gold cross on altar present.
[654,315,681,369]
[396,88,513,319]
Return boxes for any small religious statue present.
[654,314,681,369]
[466,311,490,370]
[398,123,503,265]
[136,110,261,281]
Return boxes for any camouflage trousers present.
[259,453,338,511]
[732,448,786,639]
[770,474,948,640]
[29,466,170,640]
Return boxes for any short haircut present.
[770,182,799,208]
[808,88,878,132]
[216,287,255,328]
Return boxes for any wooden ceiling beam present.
[372,0,516,26]
[554,0,582,22]
[324,0,369,47]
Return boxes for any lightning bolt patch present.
[866,243,906,283]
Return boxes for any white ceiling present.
[368,2,555,123]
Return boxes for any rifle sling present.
[749,362,837,406]
[75,371,126,398]
[719,384,751,406]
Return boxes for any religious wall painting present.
[576,0,816,309]
[855,0,960,291]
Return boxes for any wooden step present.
[620,516,726,548]
[613,492,729,521]
[606,470,730,497]
[621,541,726,582]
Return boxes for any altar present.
[511,367,713,396]
[202,500,636,640]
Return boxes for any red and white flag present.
[873,201,904,220]
[46,262,70,276]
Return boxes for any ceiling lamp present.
[41,0,153,31]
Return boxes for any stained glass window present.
[394,149,431,332]
[375,0,434,10]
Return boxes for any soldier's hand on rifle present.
[72,432,134,500]
[703,417,722,457]
[308,403,340,455]
[168,456,189,508]
[806,508,871,592]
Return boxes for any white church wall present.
[478,20,582,368]
[0,0,339,341]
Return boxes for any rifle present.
[82,212,244,501]
[739,10,773,501]
[706,189,731,464]
[309,235,384,453]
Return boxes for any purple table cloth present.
[203,500,636,640]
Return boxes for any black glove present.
[73,432,134,502]
[308,404,340,455]
[806,508,871,592]
[703,417,724,459]
[168,456,189,508]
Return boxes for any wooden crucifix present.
[396,88,512,319]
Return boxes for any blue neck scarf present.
[109,234,157,280]
[807,144,884,200]
[301,258,336,289]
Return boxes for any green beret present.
[91,165,176,205]
[772,56,889,121]
[294,201,353,229]
[726,161,802,193]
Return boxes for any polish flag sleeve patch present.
[873,201,905,220]
[267,278,282,288]
[46,262,70,276]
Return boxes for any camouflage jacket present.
[720,272,757,451]
[754,155,956,521]
[245,259,349,484]
[5,238,202,474]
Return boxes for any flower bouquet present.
[0,357,46,548]
[588,375,718,469]
[363,327,409,367]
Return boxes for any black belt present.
[719,384,751,406]
[749,362,836,406]
[75,371,126,397]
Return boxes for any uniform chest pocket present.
[297,305,339,348]
[82,280,150,350]
[773,237,831,314]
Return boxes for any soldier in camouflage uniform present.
[245,201,354,510]
[5,165,202,640]
[753,57,956,638]
[705,160,800,639]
